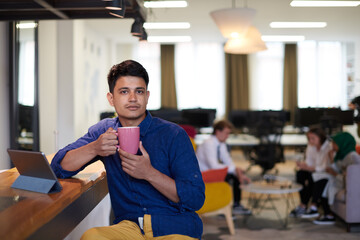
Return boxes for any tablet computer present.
[7,149,62,194]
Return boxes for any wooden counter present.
[0,161,108,240]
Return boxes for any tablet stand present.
[11,175,62,194]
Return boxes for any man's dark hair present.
[107,60,149,93]
[212,120,234,135]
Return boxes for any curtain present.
[283,44,298,123]
[160,44,177,108]
[225,53,249,117]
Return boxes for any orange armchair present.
[196,168,235,235]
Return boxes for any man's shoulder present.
[151,117,183,132]
[89,117,117,133]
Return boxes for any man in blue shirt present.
[51,60,205,239]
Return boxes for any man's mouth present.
[126,105,140,111]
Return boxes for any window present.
[175,42,225,118]
[298,41,346,109]
[249,42,284,110]
[133,42,161,110]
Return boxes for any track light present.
[139,28,148,41]
[109,3,126,18]
[131,18,143,36]
[105,0,123,10]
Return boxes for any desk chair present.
[197,168,235,235]
[248,117,285,175]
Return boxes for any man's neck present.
[119,114,146,127]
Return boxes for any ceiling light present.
[262,35,306,42]
[131,18,143,36]
[224,26,267,54]
[16,22,38,29]
[210,0,266,54]
[210,7,256,38]
[144,1,188,8]
[270,22,327,28]
[147,36,192,43]
[105,0,123,10]
[143,22,190,29]
[290,1,360,7]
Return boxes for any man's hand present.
[236,167,251,184]
[93,127,118,157]
[240,174,251,184]
[119,141,180,203]
[118,141,156,180]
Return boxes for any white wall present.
[0,22,10,170]
[37,20,118,150]
[38,21,58,155]
[73,21,111,139]
[57,21,75,149]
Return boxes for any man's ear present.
[146,90,150,103]
[107,92,114,106]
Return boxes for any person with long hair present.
[290,127,332,218]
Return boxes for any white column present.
[57,20,75,149]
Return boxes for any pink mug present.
[115,127,140,154]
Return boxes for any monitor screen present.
[228,110,248,129]
[181,108,216,128]
[294,108,353,127]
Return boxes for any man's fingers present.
[139,141,148,158]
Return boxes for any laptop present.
[7,149,62,194]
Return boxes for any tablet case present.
[7,149,63,194]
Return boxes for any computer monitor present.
[294,107,353,127]
[181,108,216,128]
[228,110,249,129]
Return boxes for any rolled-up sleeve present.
[169,130,205,212]
[50,121,108,178]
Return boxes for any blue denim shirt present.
[51,111,205,238]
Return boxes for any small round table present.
[241,180,302,228]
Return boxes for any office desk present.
[0,161,108,240]
[195,134,308,148]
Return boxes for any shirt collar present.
[115,110,152,138]
[211,135,221,145]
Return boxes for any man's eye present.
[120,90,128,94]
[137,90,144,94]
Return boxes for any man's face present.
[107,76,149,126]
[216,127,231,142]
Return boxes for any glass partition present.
[10,21,39,151]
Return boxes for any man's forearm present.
[61,142,98,171]
[146,169,180,203]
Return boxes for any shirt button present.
[194,174,198,178]
[143,208,147,212]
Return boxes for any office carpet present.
[200,149,360,240]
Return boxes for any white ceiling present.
[85,0,360,44]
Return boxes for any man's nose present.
[129,91,137,101]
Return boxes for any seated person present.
[313,132,360,225]
[349,96,360,137]
[196,120,251,215]
[290,127,332,217]
[50,60,205,239]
